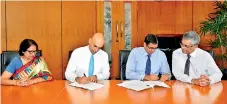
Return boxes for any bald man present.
[65,33,110,84]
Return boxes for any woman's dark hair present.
[19,39,38,56]
[144,34,158,46]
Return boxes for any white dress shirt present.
[172,48,222,84]
[65,46,110,82]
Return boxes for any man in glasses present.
[126,34,171,81]
[172,31,222,86]
[65,33,110,84]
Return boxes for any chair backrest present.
[205,49,227,80]
[160,48,176,80]
[119,50,131,80]
[157,35,182,80]
[206,50,214,58]
[68,50,73,61]
[1,50,42,74]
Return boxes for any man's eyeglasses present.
[147,45,157,50]
[180,43,195,48]
[26,50,37,54]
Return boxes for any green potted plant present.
[199,1,227,78]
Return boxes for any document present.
[117,80,170,91]
[144,81,170,88]
[69,82,104,91]
[117,80,152,91]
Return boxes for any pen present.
[84,73,86,77]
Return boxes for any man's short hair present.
[183,31,200,45]
[144,34,158,45]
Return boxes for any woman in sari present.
[1,39,53,86]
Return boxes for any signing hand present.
[150,74,159,81]
[144,74,159,81]
[76,76,89,84]
[88,75,98,83]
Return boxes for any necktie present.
[88,55,94,77]
[145,54,151,75]
[184,54,191,76]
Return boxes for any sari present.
[12,56,52,80]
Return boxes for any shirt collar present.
[86,45,101,56]
[141,47,147,56]
[189,48,197,58]
[141,47,157,57]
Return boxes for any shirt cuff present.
[208,76,214,84]
[140,75,146,80]
[187,77,193,84]
[95,74,101,80]
[69,75,77,82]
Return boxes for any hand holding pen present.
[76,73,89,84]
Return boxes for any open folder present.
[69,82,104,91]
[117,80,170,91]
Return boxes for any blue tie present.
[88,55,94,77]
[145,54,151,75]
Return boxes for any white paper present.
[144,81,170,88]
[117,80,153,91]
[69,82,104,90]
[117,80,170,91]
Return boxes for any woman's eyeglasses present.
[26,50,37,54]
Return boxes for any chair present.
[204,50,227,80]
[68,50,73,61]
[1,50,42,74]
[119,50,131,80]
[157,35,182,80]
[206,50,214,58]
[222,69,227,80]
[160,48,176,80]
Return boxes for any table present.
[1,80,227,104]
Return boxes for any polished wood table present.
[1,80,227,104]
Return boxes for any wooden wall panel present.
[6,1,62,79]
[175,1,192,34]
[96,1,104,33]
[62,1,96,79]
[193,1,214,48]
[111,2,125,78]
[131,1,137,48]
[137,1,192,46]
[158,2,176,34]
[1,1,6,53]
[137,1,159,46]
